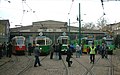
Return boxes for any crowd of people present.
[48,42,109,67]
[0,42,13,59]
[49,42,74,67]
[0,41,109,67]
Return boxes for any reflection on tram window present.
[17,39,24,45]
[86,40,93,45]
[106,41,113,45]
[62,39,67,44]
[37,40,45,45]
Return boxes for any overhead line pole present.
[69,19,71,44]
[79,3,81,45]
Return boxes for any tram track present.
[113,49,120,75]
[0,55,31,75]
[92,55,115,75]
[108,55,114,75]
[0,58,12,67]
[21,54,70,75]
[0,55,19,73]
[17,55,48,75]
[61,56,69,75]
[72,55,101,75]
[72,55,114,75]
[0,53,117,75]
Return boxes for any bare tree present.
[97,18,107,31]
[82,22,96,30]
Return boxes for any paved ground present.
[0,49,120,75]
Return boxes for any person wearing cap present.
[33,44,41,67]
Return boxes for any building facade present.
[10,20,106,45]
[0,20,10,43]
[11,20,73,32]
[110,22,120,35]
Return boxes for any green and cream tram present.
[35,35,52,55]
[57,35,70,53]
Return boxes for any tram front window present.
[62,39,67,44]
[105,40,113,45]
[17,39,24,45]
[86,40,93,45]
[37,40,45,45]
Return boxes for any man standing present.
[58,43,62,60]
[7,42,12,58]
[28,43,32,56]
[2,42,6,56]
[101,43,107,58]
[89,43,97,64]
[34,44,41,67]
[0,43,3,59]
[76,43,80,58]
[66,45,73,67]
[50,43,55,59]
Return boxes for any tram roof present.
[36,35,46,37]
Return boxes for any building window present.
[119,27,120,30]
[20,29,30,32]
[46,29,53,32]
[117,27,119,30]
[56,29,61,32]
[38,29,43,32]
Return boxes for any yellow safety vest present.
[90,46,96,54]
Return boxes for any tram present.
[35,35,52,55]
[82,37,101,53]
[12,36,26,55]
[57,35,70,53]
[103,37,115,55]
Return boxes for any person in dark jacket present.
[58,43,62,60]
[50,43,55,59]
[28,43,32,56]
[7,42,12,58]
[34,44,41,67]
[0,43,3,59]
[101,43,107,58]
[2,42,7,56]
[66,45,73,67]
[55,43,59,59]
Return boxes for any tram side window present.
[37,40,45,45]
[46,39,51,45]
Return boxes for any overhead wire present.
[20,0,38,25]
[20,0,25,24]
[24,2,39,22]
[68,1,74,15]
[67,0,75,25]
[100,0,106,15]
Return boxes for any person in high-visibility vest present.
[89,43,97,64]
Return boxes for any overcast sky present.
[0,0,120,28]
